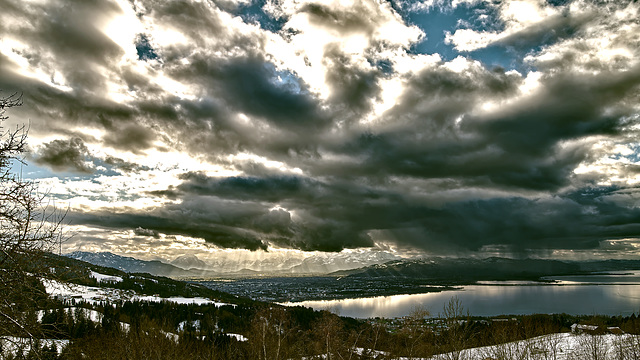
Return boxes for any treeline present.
[4,296,640,359]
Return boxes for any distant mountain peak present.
[65,251,192,277]
[171,254,208,270]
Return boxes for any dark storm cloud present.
[102,123,157,153]
[103,156,151,173]
[29,135,152,175]
[465,67,640,151]
[139,170,640,253]
[170,56,329,131]
[313,65,525,181]
[215,60,326,130]
[176,172,312,202]
[324,45,382,116]
[143,173,375,251]
[156,54,339,162]
[360,187,640,254]
[145,173,384,251]
[317,62,640,192]
[33,137,93,173]
[67,197,276,250]
[387,63,521,125]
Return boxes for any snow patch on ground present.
[37,307,104,323]
[90,271,123,283]
[227,333,248,342]
[43,279,233,307]
[44,279,134,304]
[135,295,232,306]
[428,332,638,360]
[314,333,640,359]
[177,319,202,332]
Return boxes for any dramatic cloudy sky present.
[1,0,640,263]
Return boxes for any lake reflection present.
[283,282,640,318]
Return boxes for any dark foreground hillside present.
[5,296,640,359]
[3,253,640,359]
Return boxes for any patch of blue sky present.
[398,2,540,73]
[547,0,572,6]
[17,162,143,201]
[610,143,640,163]
[575,185,621,201]
[19,164,95,182]
[135,34,159,62]
[14,158,130,183]
[232,0,287,33]
[370,58,394,75]
[401,2,502,57]
[11,161,62,181]
[264,62,305,94]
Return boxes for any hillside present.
[333,257,640,284]
[46,252,246,304]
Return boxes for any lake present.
[281,271,640,318]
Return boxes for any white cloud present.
[445,0,563,52]
[263,0,423,98]
[525,2,640,73]
[445,28,501,52]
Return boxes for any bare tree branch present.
[0,91,66,358]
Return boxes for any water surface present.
[282,272,640,318]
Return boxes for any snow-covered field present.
[430,332,639,360]
[355,332,640,360]
[37,307,104,323]
[90,270,123,283]
[301,332,640,359]
[43,277,233,307]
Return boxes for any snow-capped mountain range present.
[67,251,195,277]
[66,250,400,277]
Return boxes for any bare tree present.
[438,296,471,360]
[249,306,293,360]
[613,334,640,360]
[363,319,387,358]
[0,92,64,350]
[537,332,566,360]
[396,306,432,359]
[573,333,610,360]
[312,310,346,360]
[480,321,526,360]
